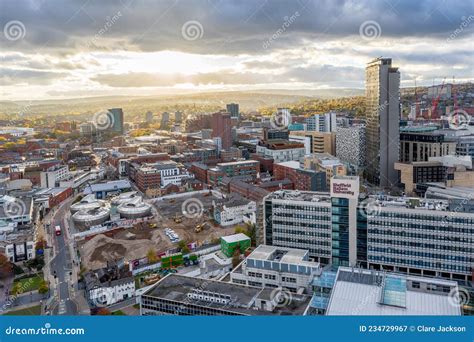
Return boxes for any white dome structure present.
[72,206,110,229]
[117,197,152,219]
[70,194,106,214]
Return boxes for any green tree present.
[38,280,49,295]
[232,246,241,268]
[147,249,158,264]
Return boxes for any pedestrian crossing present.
[58,300,66,315]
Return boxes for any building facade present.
[364,58,400,187]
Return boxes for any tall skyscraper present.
[160,112,170,129]
[175,111,183,124]
[145,111,154,123]
[211,112,232,150]
[108,108,124,134]
[364,58,400,187]
[226,103,239,120]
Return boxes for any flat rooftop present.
[266,190,332,203]
[143,274,311,315]
[221,233,250,243]
[326,267,461,316]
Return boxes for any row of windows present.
[368,230,473,242]
[368,246,472,262]
[368,225,473,234]
[368,238,473,250]
[373,212,474,225]
[368,256,469,272]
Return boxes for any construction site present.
[77,191,247,270]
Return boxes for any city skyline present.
[1,0,473,100]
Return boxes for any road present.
[49,202,78,315]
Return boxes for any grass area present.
[3,305,41,316]
[111,310,126,316]
[133,304,140,309]
[11,274,43,294]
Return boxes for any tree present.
[11,282,22,296]
[177,240,189,254]
[38,280,49,295]
[147,249,158,264]
[96,307,111,315]
[0,253,12,279]
[232,246,241,268]
[35,236,46,252]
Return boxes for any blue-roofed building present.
[83,180,132,199]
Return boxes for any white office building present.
[305,112,337,132]
[40,165,70,188]
[230,245,321,294]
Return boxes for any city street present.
[49,201,78,315]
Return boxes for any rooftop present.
[326,267,461,316]
[143,274,311,315]
[84,180,131,194]
[221,233,250,243]
[266,190,332,203]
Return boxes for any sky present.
[1,0,473,100]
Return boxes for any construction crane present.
[431,77,446,118]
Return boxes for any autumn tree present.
[147,249,158,264]
[96,307,111,315]
[38,280,49,295]
[0,253,12,279]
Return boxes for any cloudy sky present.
[1,0,473,100]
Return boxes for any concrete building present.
[213,195,256,227]
[40,165,70,188]
[336,125,366,173]
[365,57,400,187]
[140,273,311,316]
[108,108,124,134]
[304,153,346,190]
[305,112,336,132]
[399,127,456,163]
[264,177,474,281]
[0,195,34,226]
[290,131,336,155]
[230,245,321,294]
[263,190,333,264]
[85,262,135,307]
[211,112,232,150]
[226,103,239,120]
[83,180,132,199]
[273,161,326,191]
[256,141,306,163]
